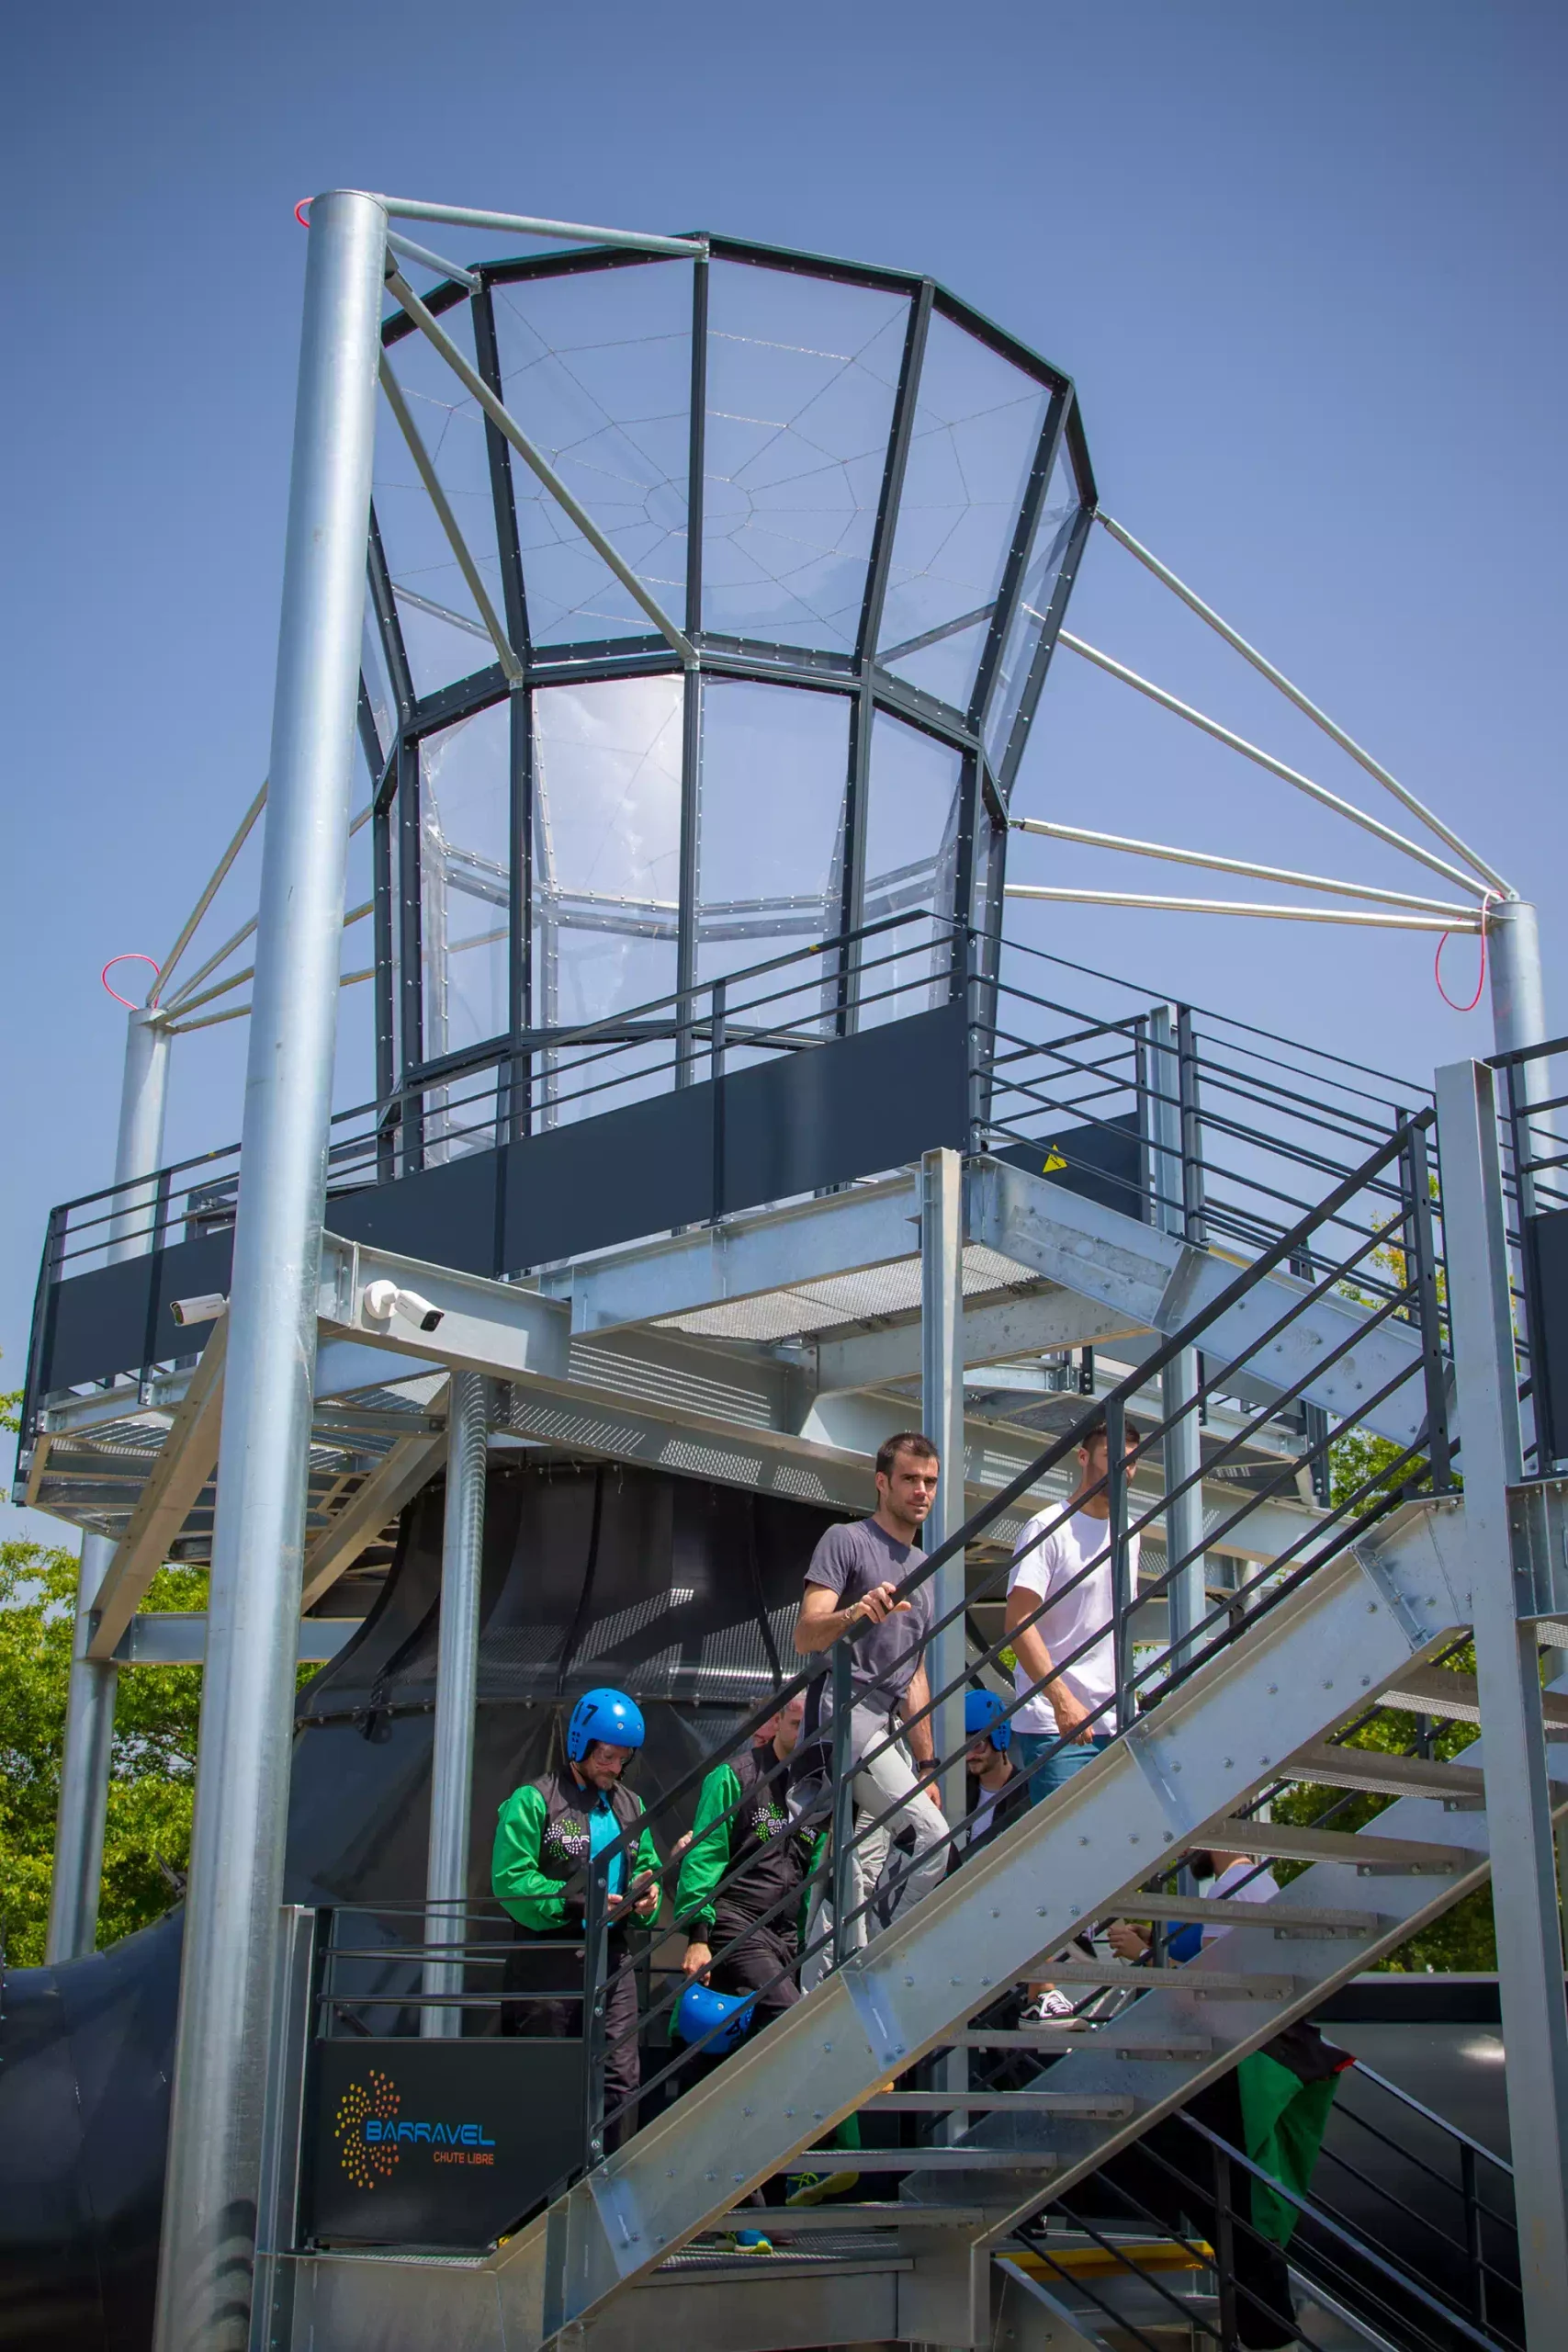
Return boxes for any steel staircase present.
[279,1476,1554,2352]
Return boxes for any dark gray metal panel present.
[504,1083,716,1267]
[718,1000,970,1215]
[1525,1207,1568,1466]
[37,1009,971,1391]
[332,1153,507,1279]
[40,1232,234,1396]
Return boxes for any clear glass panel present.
[704,262,908,651]
[696,681,851,1054]
[532,676,684,1122]
[876,314,1052,709]
[420,701,511,1080]
[490,261,692,646]
[373,307,507,699]
[982,437,1079,775]
[860,709,963,1026]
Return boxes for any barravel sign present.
[303,2039,584,2250]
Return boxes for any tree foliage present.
[0,1539,205,1966]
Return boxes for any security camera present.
[363,1278,444,1333]
[171,1294,228,1328]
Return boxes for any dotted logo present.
[334,2068,400,2188]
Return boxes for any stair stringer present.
[453,1502,1470,2347]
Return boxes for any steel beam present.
[543,1173,924,1334]
[812,1288,1143,1396]
[966,1158,1429,1446]
[299,1428,447,1608]
[110,1613,364,1667]
[1437,1055,1568,2344]
[422,1370,488,2036]
[152,186,388,2352]
[86,1320,227,1659]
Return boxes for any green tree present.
[0,1539,206,1965]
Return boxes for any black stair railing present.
[556,1111,1454,2168]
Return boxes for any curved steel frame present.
[360,232,1098,1149]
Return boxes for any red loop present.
[1434,895,1495,1014]
[295,198,312,228]
[101,953,162,1012]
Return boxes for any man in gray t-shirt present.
[795,1433,950,1951]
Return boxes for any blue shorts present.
[1013,1729,1113,1804]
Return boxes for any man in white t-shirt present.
[1004,1414,1142,2028]
[1003,1412,1142,1808]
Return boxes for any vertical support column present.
[422,1370,489,2038]
[108,1007,173,1253]
[1148,1006,1203,1673]
[152,187,386,2352]
[46,1528,119,1963]
[920,1148,966,1826]
[49,1005,173,1963]
[1436,1056,1568,2343]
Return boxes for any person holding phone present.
[492,1687,661,2142]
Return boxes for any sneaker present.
[717,2227,773,2253]
[784,2166,862,2206]
[1021,1988,1089,2030]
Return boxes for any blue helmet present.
[567,1688,646,1763]
[675,1980,757,2054]
[965,1690,1011,1751]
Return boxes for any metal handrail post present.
[1149,1006,1204,1677]
[830,1642,855,1967]
[1177,1002,1206,1242]
[152,187,388,2352]
[582,1856,609,2168]
[1401,1115,1453,1488]
[1437,1055,1568,2346]
[1104,1395,1133,1733]
[920,1146,967,1825]
[421,1370,488,2036]
[710,978,726,1224]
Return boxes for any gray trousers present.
[803,1701,950,1984]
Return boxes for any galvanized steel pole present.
[1488,899,1553,1177]
[920,1148,966,1825]
[1437,1057,1568,2341]
[152,188,387,2352]
[48,1007,172,1962]
[45,1530,120,1963]
[1148,1007,1204,1675]
[421,1371,489,2037]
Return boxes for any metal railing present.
[20,910,1446,1453]
[284,1112,1454,2217]
[1022,2085,1517,2352]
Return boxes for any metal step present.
[954,2030,1214,2059]
[1281,1742,1485,1801]
[864,2092,1137,2117]
[1089,1894,1381,1935]
[1202,1816,1472,1872]
[1378,1662,1568,1729]
[782,2148,1063,2172]
[1015,1960,1298,1996]
[757,2203,1006,2232]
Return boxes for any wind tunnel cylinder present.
[286,1459,843,1911]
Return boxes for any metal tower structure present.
[14,191,1568,2352]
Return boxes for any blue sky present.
[3,0,1563,1533]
